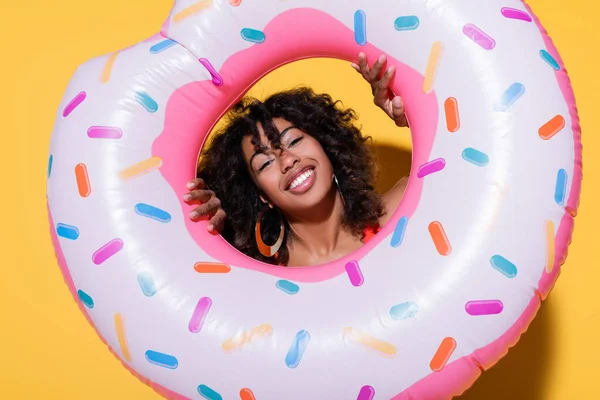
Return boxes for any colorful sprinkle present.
[444,97,460,132]
[357,385,376,400]
[135,91,159,113]
[343,327,397,357]
[423,41,443,93]
[345,260,364,287]
[92,238,124,265]
[545,220,556,273]
[490,255,517,278]
[539,115,566,140]
[285,330,310,368]
[463,24,496,50]
[394,16,419,31]
[555,169,568,206]
[229,0,242,6]
[145,350,178,369]
[430,337,456,372]
[390,301,419,320]
[240,28,265,44]
[56,223,80,240]
[87,126,123,139]
[115,313,131,361]
[494,83,525,112]
[390,216,409,248]
[48,155,53,179]
[173,0,212,23]
[462,148,489,167]
[119,156,163,180]
[540,49,560,70]
[101,52,119,83]
[194,262,231,273]
[276,280,300,295]
[134,203,172,223]
[429,221,452,256]
[465,300,504,316]
[239,389,256,400]
[75,163,91,197]
[138,272,157,297]
[417,158,446,178]
[199,58,223,86]
[221,324,273,352]
[501,7,532,22]
[150,39,176,54]
[198,385,222,400]
[77,289,94,308]
[354,10,367,46]
[189,297,212,333]
[63,91,86,117]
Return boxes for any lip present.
[285,166,315,190]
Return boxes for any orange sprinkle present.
[194,262,231,274]
[423,41,444,93]
[240,388,256,400]
[119,156,162,180]
[545,220,555,273]
[75,163,91,197]
[101,52,119,83]
[343,327,397,357]
[173,0,212,23]
[222,324,272,352]
[428,221,452,255]
[114,313,131,361]
[430,337,456,372]
[539,115,565,140]
[444,97,460,132]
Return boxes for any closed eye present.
[258,159,273,171]
[289,137,302,147]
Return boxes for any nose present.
[279,148,300,173]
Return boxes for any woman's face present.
[242,118,335,214]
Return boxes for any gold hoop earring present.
[255,205,285,258]
[333,174,347,208]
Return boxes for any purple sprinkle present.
[465,300,504,316]
[199,58,223,86]
[63,91,87,117]
[189,297,212,333]
[357,385,375,400]
[87,126,123,139]
[417,158,446,178]
[501,7,533,22]
[92,238,124,265]
[463,24,496,50]
[345,260,364,287]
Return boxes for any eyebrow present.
[249,125,297,166]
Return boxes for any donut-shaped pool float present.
[47,0,582,398]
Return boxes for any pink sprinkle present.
[345,260,364,287]
[87,126,123,139]
[501,7,532,22]
[357,385,375,400]
[463,24,496,50]
[465,300,504,316]
[63,91,87,117]
[199,58,223,86]
[417,158,446,178]
[189,297,212,333]
[92,239,124,265]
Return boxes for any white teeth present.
[289,169,313,189]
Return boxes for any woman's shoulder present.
[380,175,409,226]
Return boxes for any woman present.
[184,53,410,266]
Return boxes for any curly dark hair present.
[197,87,385,265]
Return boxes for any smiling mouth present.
[286,167,315,190]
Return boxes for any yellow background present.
[1,1,598,398]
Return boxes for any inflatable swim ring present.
[47,0,582,398]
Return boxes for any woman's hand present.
[184,178,226,233]
[352,52,409,128]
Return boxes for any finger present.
[392,96,409,127]
[357,52,371,80]
[189,198,221,219]
[369,54,387,81]
[373,65,395,105]
[186,177,207,190]
[208,209,227,232]
[183,189,213,203]
[351,63,360,72]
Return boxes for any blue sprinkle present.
[138,272,157,297]
[394,16,420,31]
[540,49,560,71]
[56,223,80,240]
[490,255,517,278]
[276,280,300,295]
[47,155,53,179]
[135,91,158,113]
[145,350,178,369]
[240,28,266,44]
[390,301,418,320]
[198,385,222,400]
[134,203,171,223]
[390,216,409,248]
[354,10,367,46]
[462,148,489,166]
[150,39,177,54]
[494,83,525,112]
[555,169,568,206]
[77,290,94,308]
[285,330,310,369]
